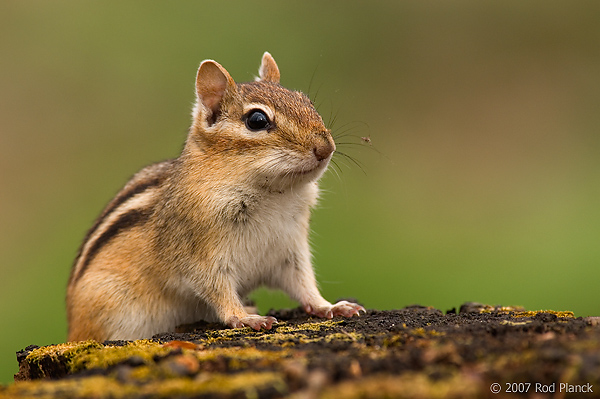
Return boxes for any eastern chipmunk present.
[66,52,365,342]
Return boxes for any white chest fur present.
[215,182,318,295]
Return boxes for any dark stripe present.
[68,160,175,286]
[69,178,163,284]
[92,178,161,242]
[71,208,152,284]
[106,178,160,218]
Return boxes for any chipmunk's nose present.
[313,132,336,161]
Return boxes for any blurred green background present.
[1,1,599,384]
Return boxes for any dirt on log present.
[4,302,600,399]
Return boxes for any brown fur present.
[66,52,363,342]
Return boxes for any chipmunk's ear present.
[195,60,236,123]
[258,52,280,83]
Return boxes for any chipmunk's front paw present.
[227,315,277,331]
[304,300,366,319]
[331,300,366,318]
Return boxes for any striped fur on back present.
[69,160,175,285]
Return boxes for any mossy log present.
[4,303,600,399]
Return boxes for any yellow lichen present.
[324,331,362,343]
[25,340,104,376]
[409,328,445,337]
[26,340,102,362]
[194,347,289,366]
[1,372,286,399]
[70,340,169,372]
[478,305,526,314]
[162,319,348,349]
[193,320,351,347]
[320,372,480,399]
[274,320,343,333]
[155,372,287,397]
[24,340,175,376]
[511,310,575,319]
[382,334,404,348]
[411,328,426,336]
[469,304,574,319]
[500,320,532,326]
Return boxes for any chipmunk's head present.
[187,52,334,191]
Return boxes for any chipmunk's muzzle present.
[313,131,336,162]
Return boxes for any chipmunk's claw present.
[304,300,365,319]
[228,315,277,330]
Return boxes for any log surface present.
[4,303,600,399]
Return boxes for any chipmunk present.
[66,52,365,342]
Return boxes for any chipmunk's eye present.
[245,109,271,131]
